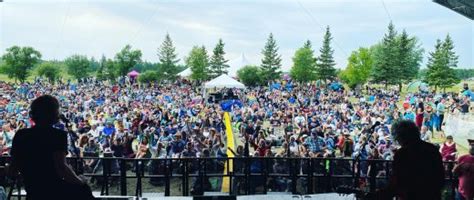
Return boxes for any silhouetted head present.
[30,95,60,126]
[391,120,421,146]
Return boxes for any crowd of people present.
[0,77,472,193]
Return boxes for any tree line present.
[0,22,468,91]
[338,22,463,92]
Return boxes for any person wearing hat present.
[453,140,474,200]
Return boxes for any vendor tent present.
[204,74,246,89]
[127,70,139,78]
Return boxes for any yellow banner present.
[221,112,234,193]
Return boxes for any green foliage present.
[89,57,100,72]
[303,40,312,49]
[261,33,282,83]
[371,22,423,90]
[157,34,180,80]
[424,35,460,91]
[186,46,210,81]
[65,55,92,80]
[340,47,373,89]
[316,26,337,82]
[135,61,158,73]
[1,46,41,83]
[454,69,474,80]
[395,30,424,87]
[290,43,316,82]
[209,39,229,78]
[138,70,160,83]
[115,44,142,76]
[36,62,61,83]
[371,22,399,86]
[96,55,107,81]
[105,59,118,81]
[237,65,263,86]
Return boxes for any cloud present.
[0,0,472,69]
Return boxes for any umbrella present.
[127,70,140,78]
[407,81,428,91]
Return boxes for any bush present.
[138,71,160,83]
[36,62,61,83]
[237,65,263,87]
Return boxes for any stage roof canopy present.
[434,0,473,20]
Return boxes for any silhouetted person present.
[376,120,444,200]
[9,95,95,200]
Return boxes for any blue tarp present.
[220,100,243,112]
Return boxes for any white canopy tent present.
[227,53,251,77]
[177,68,192,77]
[204,74,246,89]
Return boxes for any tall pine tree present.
[440,34,460,90]
[371,22,399,88]
[424,35,460,92]
[394,30,423,91]
[158,33,180,80]
[261,33,282,83]
[209,39,229,78]
[425,40,445,92]
[303,40,312,49]
[316,26,337,83]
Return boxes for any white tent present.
[227,53,251,77]
[204,74,246,89]
[178,68,192,77]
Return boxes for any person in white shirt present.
[294,113,306,125]
[87,124,100,138]
[420,126,431,142]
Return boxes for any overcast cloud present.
[0,0,472,71]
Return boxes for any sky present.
[0,0,473,71]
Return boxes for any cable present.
[127,0,161,46]
[380,0,393,22]
[55,0,72,60]
[295,0,349,58]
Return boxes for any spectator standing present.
[440,135,457,161]
[453,140,474,200]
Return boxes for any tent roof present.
[128,70,139,76]
[227,53,251,77]
[178,68,192,77]
[204,74,246,89]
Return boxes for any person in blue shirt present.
[170,133,186,157]
[103,123,116,137]
[403,109,415,121]
[324,133,335,152]
[436,99,446,131]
